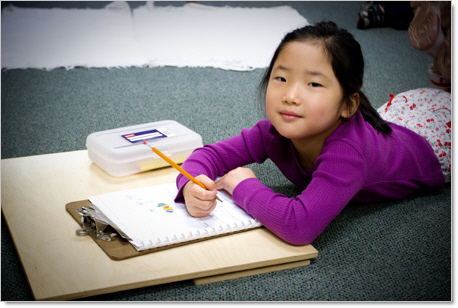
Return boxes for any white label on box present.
[122,128,174,144]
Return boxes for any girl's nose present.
[282,83,302,105]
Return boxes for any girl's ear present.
[341,93,360,119]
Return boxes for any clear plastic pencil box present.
[86,120,203,176]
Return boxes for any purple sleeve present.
[174,121,270,203]
[175,121,366,246]
[232,141,366,246]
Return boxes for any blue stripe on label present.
[122,129,167,144]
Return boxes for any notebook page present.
[89,183,261,250]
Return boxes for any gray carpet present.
[1,1,451,301]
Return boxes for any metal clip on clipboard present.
[75,204,130,242]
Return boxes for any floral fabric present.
[377,88,451,180]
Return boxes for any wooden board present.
[1,150,318,301]
[193,259,312,285]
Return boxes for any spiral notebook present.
[84,182,261,252]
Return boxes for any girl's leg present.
[408,1,451,91]
[377,88,451,182]
[408,1,443,56]
[433,1,451,81]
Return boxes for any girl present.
[174,21,447,246]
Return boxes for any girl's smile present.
[280,109,303,121]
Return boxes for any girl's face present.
[266,41,348,146]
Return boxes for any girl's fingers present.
[187,198,217,217]
[183,178,218,217]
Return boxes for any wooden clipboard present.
[66,200,262,260]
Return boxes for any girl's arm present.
[227,141,366,246]
[174,120,271,207]
[176,121,366,246]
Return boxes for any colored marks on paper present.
[157,203,174,213]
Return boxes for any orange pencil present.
[143,141,222,202]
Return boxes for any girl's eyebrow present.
[308,70,326,77]
[274,64,327,79]
[273,64,290,71]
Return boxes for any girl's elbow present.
[275,227,317,246]
[283,236,315,246]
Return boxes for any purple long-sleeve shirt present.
[175,111,444,245]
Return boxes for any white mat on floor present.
[1,2,308,71]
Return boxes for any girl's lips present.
[280,110,302,120]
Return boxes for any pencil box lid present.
[86,120,203,176]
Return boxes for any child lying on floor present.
[174,21,449,245]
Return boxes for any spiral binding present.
[132,218,261,251]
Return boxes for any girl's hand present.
[183,174,218,217]
[215,167,257,195]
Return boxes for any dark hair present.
[258,21,392,135]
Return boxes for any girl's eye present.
[309,82,322,87]
[274,76,286,82]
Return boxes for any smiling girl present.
[174,21,446,245]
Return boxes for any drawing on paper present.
[157,203,174,213]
